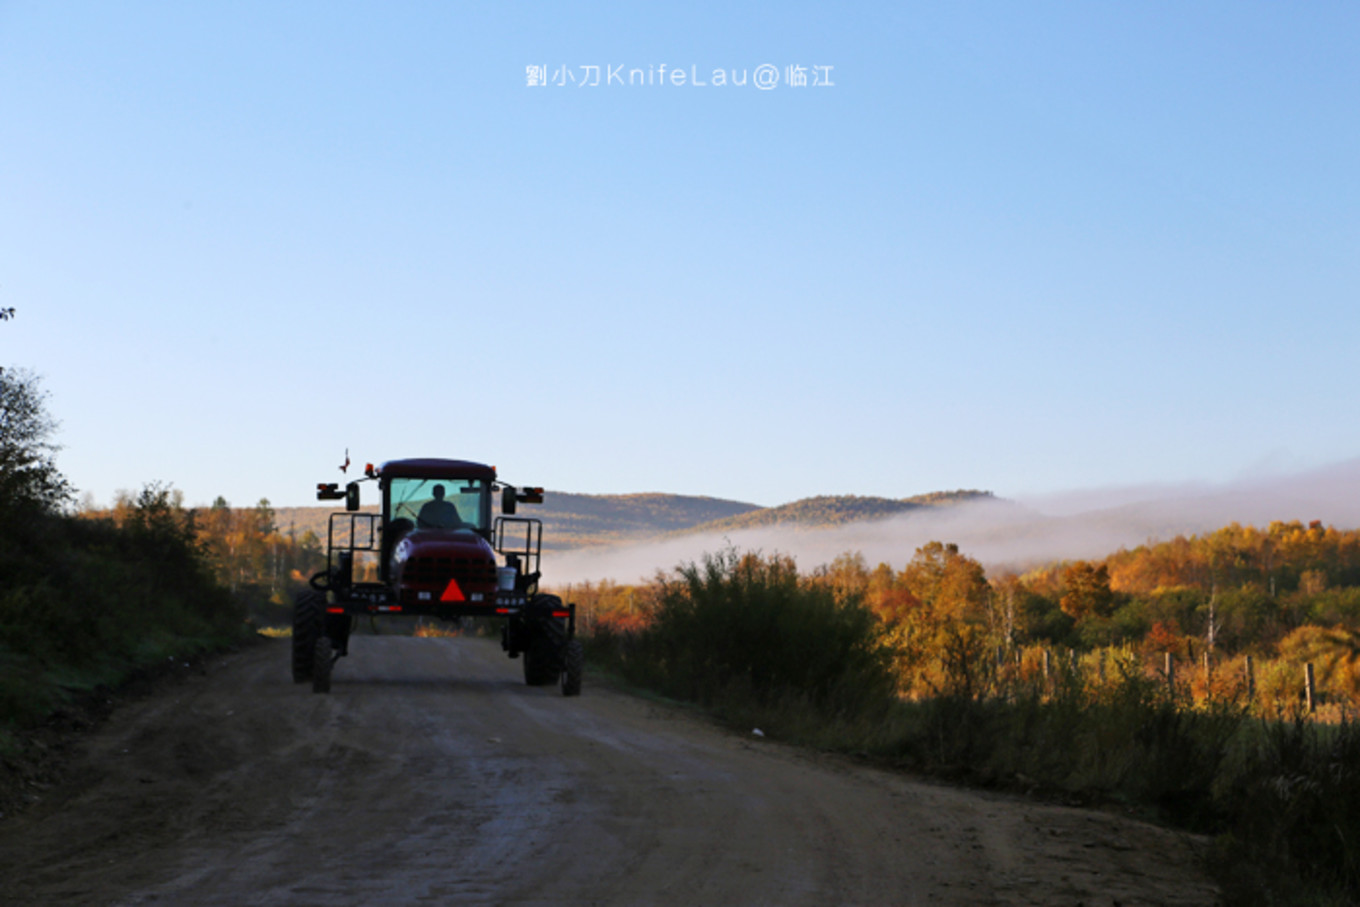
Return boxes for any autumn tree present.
[810,551,871,605]
[899,542,991,624]
[864,561,922,625]
[1059,562,1114,620]
[890,542,996,697]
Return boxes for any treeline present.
[86,493,328,614]
[791,522,1360,708]
[570,521,1360,705]
[1019,520,1360,649]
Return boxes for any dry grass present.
[413,621,461,638]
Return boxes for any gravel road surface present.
[0,636,1220,905]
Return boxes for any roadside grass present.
[585,550,1360,906]
[869,692,1360,904]
[413,621,461,638]
[0,507,249,732]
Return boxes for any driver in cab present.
[417,484,462,529]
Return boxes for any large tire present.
[560,639,583,697]
[523,635,558,687]
[292,592,322,683]
[313,637,334,694]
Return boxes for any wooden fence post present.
[1305,662,1317,713]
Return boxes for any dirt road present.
[0,637,1219,905]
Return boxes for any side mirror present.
[501,486,517,515]
[345,482,360,512]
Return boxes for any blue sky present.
[2,2,1357,510]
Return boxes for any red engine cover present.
[392,529,498,605]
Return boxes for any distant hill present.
[677,490,996,536]
[269,489,992,552]
[532,492,760,548]
[271,493,760,551]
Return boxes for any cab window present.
[387,478,488,531]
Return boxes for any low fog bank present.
[547,457,1360,586]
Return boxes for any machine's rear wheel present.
[313,637,334,693]
[523,635,558,686]
[292,592,322,682]
[560,639,583,697]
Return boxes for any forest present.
[565,520,1360,713]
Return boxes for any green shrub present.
[0,499,246,729]
[595,549,897,722]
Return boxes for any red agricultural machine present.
[292,458,582,696]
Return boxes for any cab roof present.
[378,459,497,481]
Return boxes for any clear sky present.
[2,2,1357,510]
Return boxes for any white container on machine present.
[497,566,517,592]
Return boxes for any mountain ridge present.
[674,490,996,536]
[269,489,994,551]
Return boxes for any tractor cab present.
[377,459,498,595]
[314,458,545,605]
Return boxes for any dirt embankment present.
[0,637,1219,906]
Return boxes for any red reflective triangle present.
[440,578,466,602]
